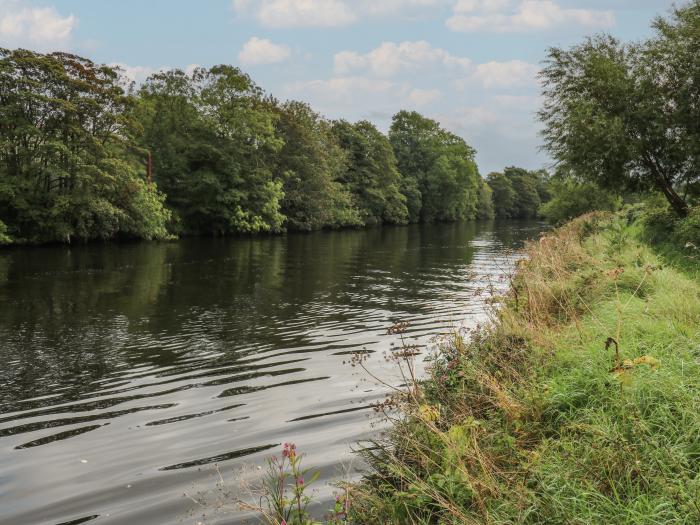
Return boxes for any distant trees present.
[389,111,479,223]
[486,167,550,219]
[331,120,409,226]
[539,2,700,217]
[0,48,557,246]
[274,101,359,230]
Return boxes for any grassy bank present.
[345,211,700,524]
[228,210,700,525]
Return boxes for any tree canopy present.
[0,48,530,245]
[389,111,479,223]
[539,2,700,217]
[0,48,170,243]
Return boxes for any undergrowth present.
[347,212,700,524]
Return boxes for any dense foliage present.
[137,67,285,235]
[389,111,479,223]
[0,49,516,245]
[0,49,171,244]
[539,1,700,217]
[540,176,622,225]
[486,167,550,219]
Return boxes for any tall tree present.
[389,111,479,222]
[487,172,516,219]
[138,65,284,235]
[505,167,542,219]
[539,2,699,217]
[0,49,170,243]
[331,120,408,225]
[273,101,360,230]
[476,177,495,220]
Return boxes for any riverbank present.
[340,210,700,524]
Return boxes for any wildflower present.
[282,442,297,459]
[296,477,304,486]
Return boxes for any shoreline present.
[340,211,700,523]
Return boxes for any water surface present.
[0,221,543,525]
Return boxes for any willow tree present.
[539,2,699,217]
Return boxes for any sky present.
[0,0,679,174]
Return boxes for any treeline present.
[1,48,523,245]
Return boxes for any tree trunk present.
[645,156,689,218]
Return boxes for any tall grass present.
[348,212,700,524]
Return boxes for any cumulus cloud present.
[446,0,615,32]
[406,87,441,107]
[238,36,290,65]
[335,40,537,91]
[0,1,76,50]
[334,41,471,77]
[284,76,395,104]
[471,60,539,87]
[232,0,445,28]
[282,75,443,116]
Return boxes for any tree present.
[476,178,495,220]
[487,172,516,219]
[504,167,541,219]
[273,101,360,230]
[0,49,170,243]
[331,120,408,225]
[389,111,479,222]
[539,2,700,217]
[138,66,284,235]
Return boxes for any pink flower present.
[282,442,297,459]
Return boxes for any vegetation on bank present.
[344,209,700,525]
[1,48,550,246]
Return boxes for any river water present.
[0,221,543,525]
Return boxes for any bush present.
[640,201,700,252]
[539,179,621,225]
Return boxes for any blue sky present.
[0,0,678,174]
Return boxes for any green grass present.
[348,212,700,525]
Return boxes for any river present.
[0,220,543,525]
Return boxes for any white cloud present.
[233,0,445,28]
[234,0,355,28]
[238,36,290,65]
[472,60,538,87]
[407,87,441,107]
[334,41,471,77]
[0,1,76,50]
[282,75,441,115]
[285,76,396,104]
[453,0,510,13]
[446,0,615,32]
